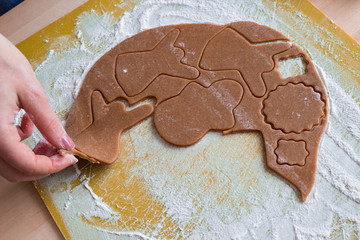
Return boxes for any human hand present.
[0,34,77,182]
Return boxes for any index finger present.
[17,74,75,151]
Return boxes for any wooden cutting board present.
[0,0,359,239]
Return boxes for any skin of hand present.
[0,33,77,182]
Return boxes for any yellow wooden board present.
[19,0,360,239]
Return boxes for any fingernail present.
[60,134,75,150]
[51,154,77,166]
[68,155,78,165]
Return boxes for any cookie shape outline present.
[275,139,309,166]
[65,22,328,202]
[71,91,153,164]
[199,27,291,97]
[154,80,243,146]
[262,83,326,134]
[115,29,199,97]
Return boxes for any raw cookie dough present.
[65,22,328,201]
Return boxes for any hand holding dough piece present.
[0,34,77,183]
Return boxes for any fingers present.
[18,80,75,150]
[5,43,75,150]
[0,157,49,182]
[16,113,34,140]
[1,34,68,149]
[0,34,77,182]
[0,138,77,178]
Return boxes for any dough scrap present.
[65,22,328,201]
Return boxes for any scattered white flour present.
[32,0,360,239]
[277,56,307,79]
[64,194,72,210]
[13,108,26,126]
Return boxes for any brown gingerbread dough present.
[65,22,328,201]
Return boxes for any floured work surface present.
[66,22,328,201]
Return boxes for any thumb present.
[18,78,75,150]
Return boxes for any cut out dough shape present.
[154,80,243,146]
[262,83,325,133]
[65,22,328,201]
[115,29,199,96]
[199,27,291,97]
[71,91,153,163]
[275,139,309,166]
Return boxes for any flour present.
[95,227,158,240]
[82,180,119,219]
[277,56,307,79]
[33,0,360,239]
[64,194,72,210]
[13,108,26,126]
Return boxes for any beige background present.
[0,0,359,239]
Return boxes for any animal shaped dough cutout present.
[65,22,328,201]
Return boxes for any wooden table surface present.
[0,0,359,239]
